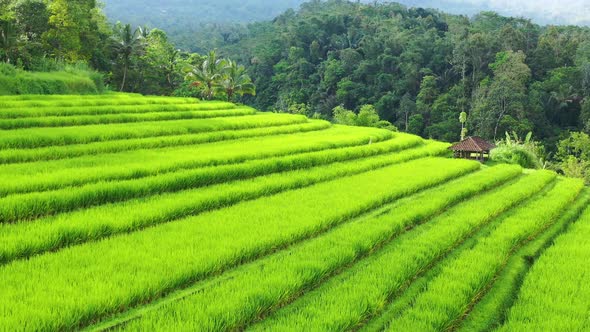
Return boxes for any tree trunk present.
[120,64,128,92]
[493,105,507,140]
[405,111,409,132]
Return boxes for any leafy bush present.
[490,132,544,169]
[0,63,105,95]
[0,63,17,76]
[555,132,590,183]
[333,104,397,131]
[172,81,203,98]
[491,146,541,169]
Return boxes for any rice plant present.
[0,120,331,164]
[250,171,556,331]
[0,108,257,129]
[0,94,585,332]
[0,158,476,330]
[96,165,521,332]
[497,199,590,331]
[0,142,448,265]
[0,126,395,200]
[389,178,583,331]
[0,113,308,149]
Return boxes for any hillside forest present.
[1,0,590,181]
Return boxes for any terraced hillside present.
[0,93,589,331]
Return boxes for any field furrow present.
[0,93,141,102]
[90,165,520,332]
[0,94,195,107]
[0,113,307,149]
[249,171,555,331]
[0,120,330,164]
[0,134,404,222]
[0,100,236,117]
[0,142,448,265]
[386,178,583,331]
[456,188,590,332]
[0,108,258,129]
[0,126,394,197]
[0,158,476,330]
[496,198,590,331]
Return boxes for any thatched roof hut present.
[449,136,496,162]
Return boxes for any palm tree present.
[111,24,144,91]
[549,85,580,111]
[186,50,226,100]
[164,49,180,88]
[137,25,150,39]
[220,60,256,101]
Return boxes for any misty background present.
[102,0,590,28]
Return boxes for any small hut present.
[449,136,496,162]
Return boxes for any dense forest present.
[101,0,590,52]
[194,1,590,164]
[211,2,590,144]
[1,0,590,181]
[101,0,306,51]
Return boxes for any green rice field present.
[0,93,589,331]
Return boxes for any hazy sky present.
[442,0,590,25]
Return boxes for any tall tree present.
[398,92,416,132]
[0,20,16,64]
[44,0,90,61]
[472,51,532,139]
[111,24,144,91]
[0,0,13,21]
[141,28,180,92]
[416,75,439,127]
[14,0,49,43]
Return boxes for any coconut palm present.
[186,50,226,100]
[111,24,144,91]
[220,60,256,101]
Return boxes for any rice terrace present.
[0,93,587,331]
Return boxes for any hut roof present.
[449,136,496,152]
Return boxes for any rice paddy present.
[0,93,587,331]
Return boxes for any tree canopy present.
[200,1,590,153]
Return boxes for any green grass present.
[0,120,331,163]
[0,94,587,331]
[96,165,520,332]
[250,171,556,331]
[0,108,258,129]
[0,68,104,95]
[0,92,139,101]
[0,113,308,149]
[0,125,394,197]
[0,142,449,265]
[0,101,238,119]
[496,198,590,331]
[0,158,476,330]
[389,178,583,331]
[0,95,198,109]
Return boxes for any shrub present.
[332,104,397,131]
[491,131,544,169]
[491,146,541,169]
[0,66,105,95]
[0,63,17,76]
